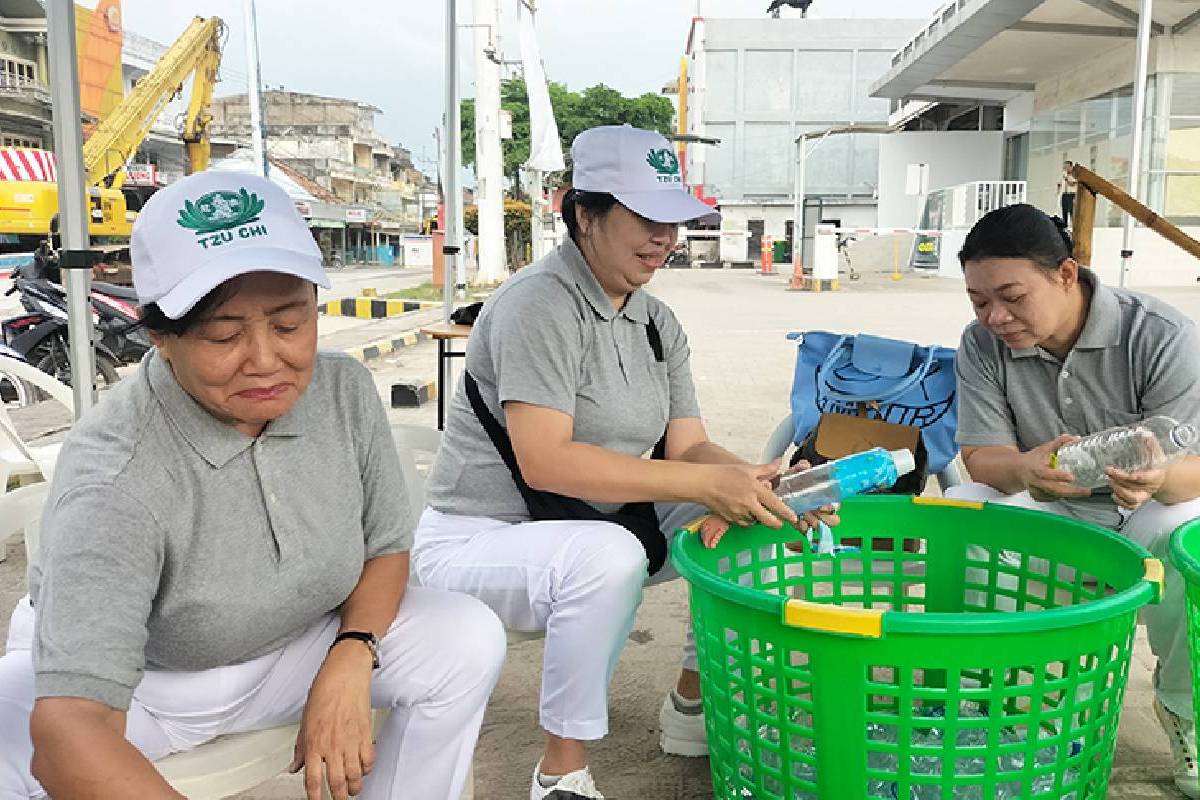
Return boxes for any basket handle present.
[1145,558,1164,604]
[782,599,884,638]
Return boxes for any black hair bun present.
[1050,215,1074,253]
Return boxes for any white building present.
[678,15,923,264]
[871,0,1200,287]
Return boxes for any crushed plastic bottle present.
[1052,415,1198,489]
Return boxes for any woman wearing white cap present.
[413,125,836,799]
[0,173,505,800]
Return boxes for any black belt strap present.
[464,318,670,574]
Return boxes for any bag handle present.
[816,335,937,405]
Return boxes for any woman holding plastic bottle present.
[411,124,838,800]
[947,202,1200,799]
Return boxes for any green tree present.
[461,79,674,196]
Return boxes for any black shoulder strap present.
[645,316,664,363]
[463,372,535,495]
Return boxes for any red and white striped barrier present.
[0,147,57,182]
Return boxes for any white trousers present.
[411,502,704,741]
[946,482,1199,720]
[0,586,506,800]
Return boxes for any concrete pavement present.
[3,261,1198,798]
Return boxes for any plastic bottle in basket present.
[774,448,916,515]
[1051,415,1199,490]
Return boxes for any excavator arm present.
[82,16,225,189]
[181,36,221,175]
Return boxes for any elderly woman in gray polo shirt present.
[947,203,1200,799]
[412,125,833,800]
[0,173,505,800]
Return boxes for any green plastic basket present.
[672,495,1162,800]
[1169,520,1200,727]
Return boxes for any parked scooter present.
[17,243,150,366]
[2,275,121,390]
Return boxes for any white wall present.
[877,131,1005,228]
[720,202,877,238]
[1089,226,1200,289]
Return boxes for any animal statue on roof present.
[767,0,813,18]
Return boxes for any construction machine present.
[0,15,224,254]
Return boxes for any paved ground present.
[4,258,1200,799]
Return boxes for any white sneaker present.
[659,690,708,757]
[1154,698,1200,799]
[529,758,605,800]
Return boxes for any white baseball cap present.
[132,171,330,319]
[571,124,720,225]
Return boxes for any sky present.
[116,0,945,178]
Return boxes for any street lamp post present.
[244,0,269,178]
[1119,0,1154,288]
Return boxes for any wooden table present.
[419,323,473,430]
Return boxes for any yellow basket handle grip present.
[1145,558,1165,604]
[782,599,884,638]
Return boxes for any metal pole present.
[530,168,543,260]
[45,0,95,416]
[1119,0,1154,288]
[443,0,462,321]
[244,0,269,177]
[791,136,804,272]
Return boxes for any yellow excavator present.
[0,15,224,252]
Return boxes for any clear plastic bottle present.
[1051,415,1198,489]
[774,448,917,516]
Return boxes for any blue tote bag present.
[788,332,959,474]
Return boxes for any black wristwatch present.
[331,630,380,669]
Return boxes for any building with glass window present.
[677,16,922,263]
[871,0,1200,286]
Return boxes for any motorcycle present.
[13,246,150,366]
[2,275,122,390]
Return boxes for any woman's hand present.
[699,461,798,530]
[1106,466,1167,511]
[290,643,376,800]
[698,460,840,549]
[1018,434,1091,502]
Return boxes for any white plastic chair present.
[0,354,73,492]
[1,480,48,583]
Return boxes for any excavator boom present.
[82,16,224,188]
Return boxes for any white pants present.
[0,587,506,800]
[946,482,1199,720]
[411,503,704,741]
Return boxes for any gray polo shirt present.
[30,350,413,710]
[956,268,1200,527]
[426,238,701,522]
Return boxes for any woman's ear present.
[574,204,589,239]
[1058,257,1079,289]
[148,331,169,360]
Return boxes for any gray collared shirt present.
[426,237,701,522]
[30,351,412,710]
[956,268,1200,526]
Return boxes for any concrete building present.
[871,0,1200,287]
[678,15,923,263]
[208,90,428,261]
[209,91,410,205]
[0,0,54,151]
